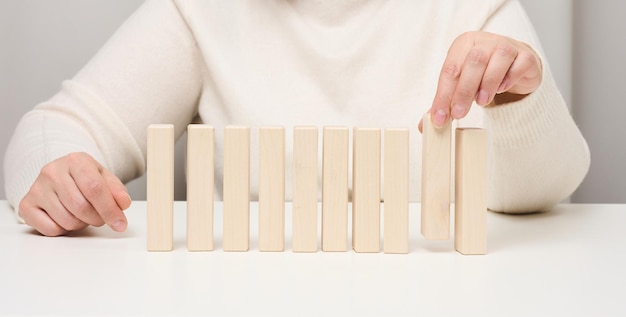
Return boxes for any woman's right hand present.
[18,152,131,236]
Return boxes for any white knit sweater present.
[4,0,590,215]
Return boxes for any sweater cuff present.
[483,72,568,150]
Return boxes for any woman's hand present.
[18,152,131,236]
[424,31,543,129]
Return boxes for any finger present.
[431,34,474,127]
[431,62,459,128]
[450,46,490,119]
[476,42,518,105]
[19,191,68,237]
[499,49,542,95]
[36,187,90,231]
[22,207,69,237]
[70,158,127,232]
[102,169,132,211]
[25,168,90,232]
[49,169,105,227]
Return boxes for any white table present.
[1,201,625,316]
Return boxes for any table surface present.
[1,201,625,316]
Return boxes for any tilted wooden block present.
[186,124,214,251]
[258,127,286,252]
[383,128,409,254]
[322,127,349,252]
[147,124,175,251]
[454,128,487,255]
[292,127,318,252]
[352,128,381,253]
[421,113,452,240]
[223,126,250,252]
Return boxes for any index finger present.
[431,35,474,128]
[70,159,127,232]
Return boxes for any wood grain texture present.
[292,127,318,252]
[322,127,349,252]
[454,128,487,255]
[147,124,175,251]
[186,124,214,251]
[352,128,381,253]
[383,128,409,254]
[421,113,452,240]
[222,126,250,252]
[258,127,285,252]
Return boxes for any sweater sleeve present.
[3,0,203,215]
[480,0,590,212]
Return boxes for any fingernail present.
[477,89,489,105]
[112,220,127,232]
[433,109,447,127]
[452,104,466,119]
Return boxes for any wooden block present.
[147,124,175,251]
[321,127,349,252]
[352,128,381,253]
[454,128,487,255]
[186,124,214,251]
[258,127,286,252]
[222,126,250,252]
[383,128,409,254]
[421,113,452,240]
[292,127,318,252]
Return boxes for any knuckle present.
[39,163,58,179]
[66,195,91,217]
[517,51,538,69]
[467,49,487,65]
[66,152,89,164]
[83,179,105,199]
[456,87,475,100]
[441,63,461,80]
[495,42,517,58]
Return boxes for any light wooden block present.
[322,127,349,252]
[258,127,285,252]
[352,128,381,253]
[292,127,318,252]
[455,128,487,255]
[383,128,409,254]
[147,124,175,251]
[421,113,452,240]
[186,124,214,251]
[223,126,250,252]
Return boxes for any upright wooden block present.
[186,124,214,251]
[322,127,349,252]
[421,113,452,240]
[455,128,487,255]
[258,127,285,252]
[147,124,175,251]
[223,126,250,252]
[292,127,318,252]
[352,128,381,253]
[383,128,409,254]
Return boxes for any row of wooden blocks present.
[147,115,487,254]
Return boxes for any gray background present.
[1,0,622,203]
